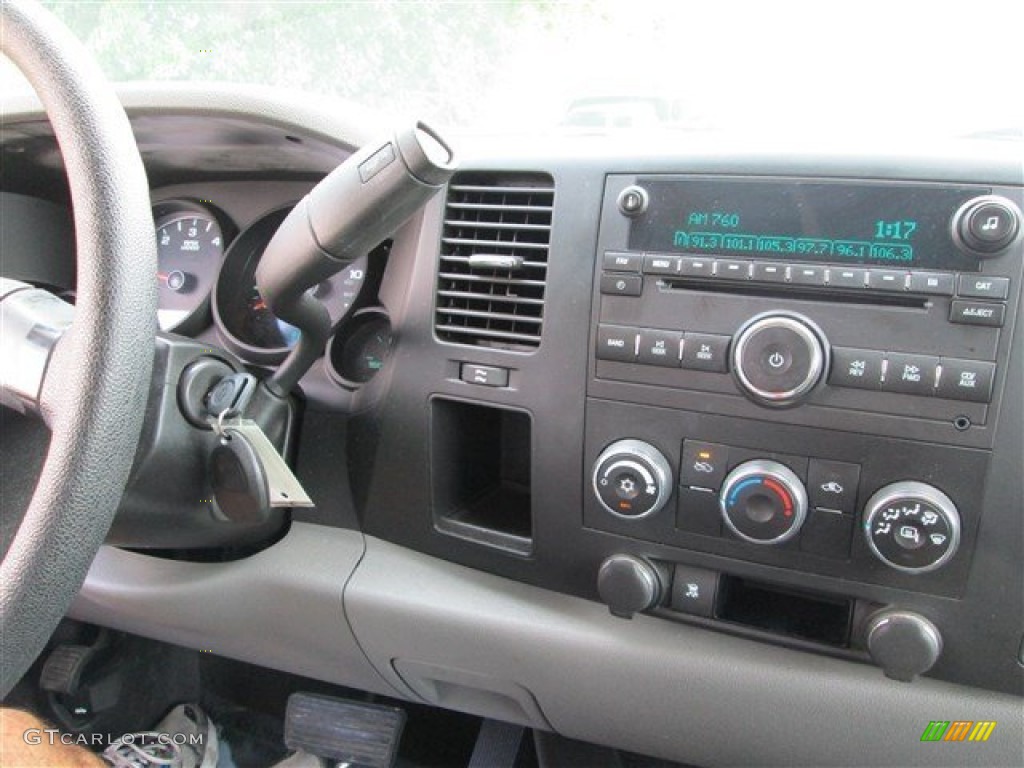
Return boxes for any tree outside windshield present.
[4,0,1022,140]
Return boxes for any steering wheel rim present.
[1,0,156,695]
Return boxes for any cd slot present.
[660,278,930,309]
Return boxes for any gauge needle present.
[157,272,168,281]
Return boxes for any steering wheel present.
[1,0,156,696]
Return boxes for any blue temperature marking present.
[728,477,762,506]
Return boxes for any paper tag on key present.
[219,418,314,508]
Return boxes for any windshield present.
[4,0,1022,141]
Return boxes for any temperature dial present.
[592,440,672,519]
[864,482,960,573]
[720,460,808,544]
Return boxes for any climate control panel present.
[584,401,985,598]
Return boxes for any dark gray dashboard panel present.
[357,150,1023,698]
[70,524,394,697]
[347,537,1024,768]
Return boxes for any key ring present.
[213,408,237,442]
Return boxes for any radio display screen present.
[628,178,985,270]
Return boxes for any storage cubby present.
[431,399,533,555]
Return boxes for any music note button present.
[957,196,1020,254]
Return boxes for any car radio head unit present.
[627,178,992,271]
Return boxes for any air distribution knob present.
[592,440,673,519]
[597,554,663,618]
[863,482,960,573]
[866,610,943,682]
[719,460,808,544]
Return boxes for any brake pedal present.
[284,692,406,768]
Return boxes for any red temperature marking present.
[763,478,793,517]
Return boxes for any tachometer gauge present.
[153,201,230,333]
[213,206,374,365]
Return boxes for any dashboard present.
[1,86,1022,767]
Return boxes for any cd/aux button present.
[936,358,995,403]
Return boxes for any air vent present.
[435,172,554,350]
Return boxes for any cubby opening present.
[431,399,533,555]
[716,576,853,647]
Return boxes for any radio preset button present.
[715,259,751,280]
[681,333,730,373]
[866,269,909,291]
[908,271,955,296]
[949,300,1005,327]
[596,324,639,362]
[732,314,827,407]
[680,256,715,278]
[956,275,1010,300]
[829,347,884,390]
[603,251,643,273]
[827,267,868,289]
[643,254,681,275]
[936,358,996,403]
[637,329,683,368]
[882,353,939,396]
[752,263,788,283]
[790,265,826,287]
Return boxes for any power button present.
[731,313,828,408]
[617,186,649,217]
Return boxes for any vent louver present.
[435,172,554,350]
